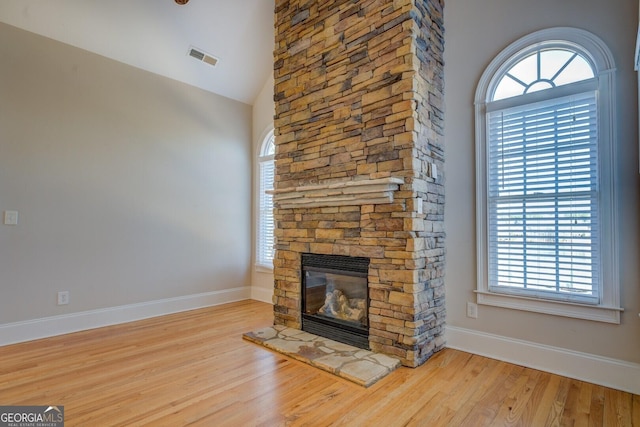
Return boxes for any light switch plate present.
[4,211,18,225]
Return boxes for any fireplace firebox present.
[301,253,370,349]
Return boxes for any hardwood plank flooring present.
[0,300,637,426]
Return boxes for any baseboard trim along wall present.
[0,287,251,347]
[446,325,640,395]
[3,292,637,395]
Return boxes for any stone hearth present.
[243,326,400,387]
[272,0,445,367]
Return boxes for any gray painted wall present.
[444,0,640,363]
[0,22,252,323]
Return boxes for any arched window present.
[257,130,275,268]
[474,28,620,323]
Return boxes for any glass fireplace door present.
[304,270,367,327]
[301,253,370,349]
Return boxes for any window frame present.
[256,129,275,271]
[474,27,622,323]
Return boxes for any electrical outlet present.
[57,291,70,306]
[466,301,478,319]
[4,210,18,225]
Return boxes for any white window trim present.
[255,128,275,271]
[474,27,622,323]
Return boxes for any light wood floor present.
[1,300,638,426]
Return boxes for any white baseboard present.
[0,287,251,347]
[250,286,273,304]
[446,325,640,395]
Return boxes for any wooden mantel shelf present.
[269,177,404,209]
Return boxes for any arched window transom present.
[493,48,595,101]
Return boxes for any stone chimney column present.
[272,0,445,367]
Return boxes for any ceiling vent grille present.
[188,46,219,67]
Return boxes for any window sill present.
[475,290,622,324]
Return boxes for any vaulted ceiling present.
[0,0,275,105]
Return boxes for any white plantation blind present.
[487,92,600,303]
[258,160,275,266]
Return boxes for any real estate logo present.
[0,406,64,427]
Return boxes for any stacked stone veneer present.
[272,0,445,367]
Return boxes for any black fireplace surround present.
[301,253,370,349]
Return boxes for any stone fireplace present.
[272,0,445,367]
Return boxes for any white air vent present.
[188,46,219,67]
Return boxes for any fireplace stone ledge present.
[270,177,404,209]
